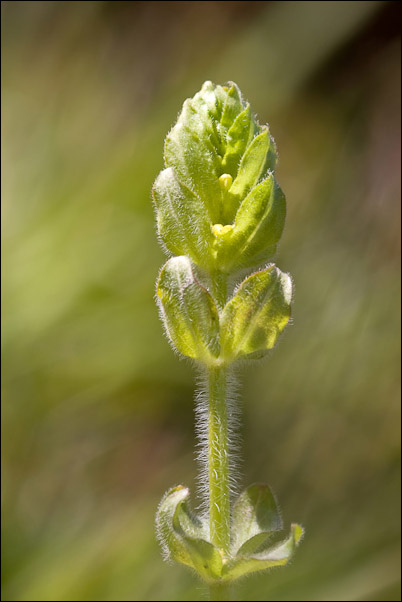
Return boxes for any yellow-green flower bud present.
[153,81,284,273]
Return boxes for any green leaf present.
[180,96,221,158]
[233,175,285,253]
[157,256,220,361]
[221,104,257,184]
[220,82,244,131]
[171,491,223,582]
[156,486,196,568]
[152,167,213,266]
[231,484,282,555]
[222,524,304,581]
[156,486,223,583]
[220,265,292,360]
[164,123,222,224]
[229,127,277,203]
[172,492,207,541]
[214,173,286,272]
[179,537,223,583]
[193,80,226,121]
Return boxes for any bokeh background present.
[2,1,401,601]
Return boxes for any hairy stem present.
[208,364,231,600]
[208,364,231,554]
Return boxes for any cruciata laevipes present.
[152,81,303,601]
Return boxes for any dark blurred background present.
[1,2,401,600]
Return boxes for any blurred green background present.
[2,1,401,600]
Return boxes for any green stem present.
[208,364,231,554]
[208,364,231,601]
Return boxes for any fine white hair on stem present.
[194,364,243,521]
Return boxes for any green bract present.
[152,81,302,595]
[220,265,292,361]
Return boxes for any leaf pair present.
[156,484,303,584]
[156,256,292,363]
